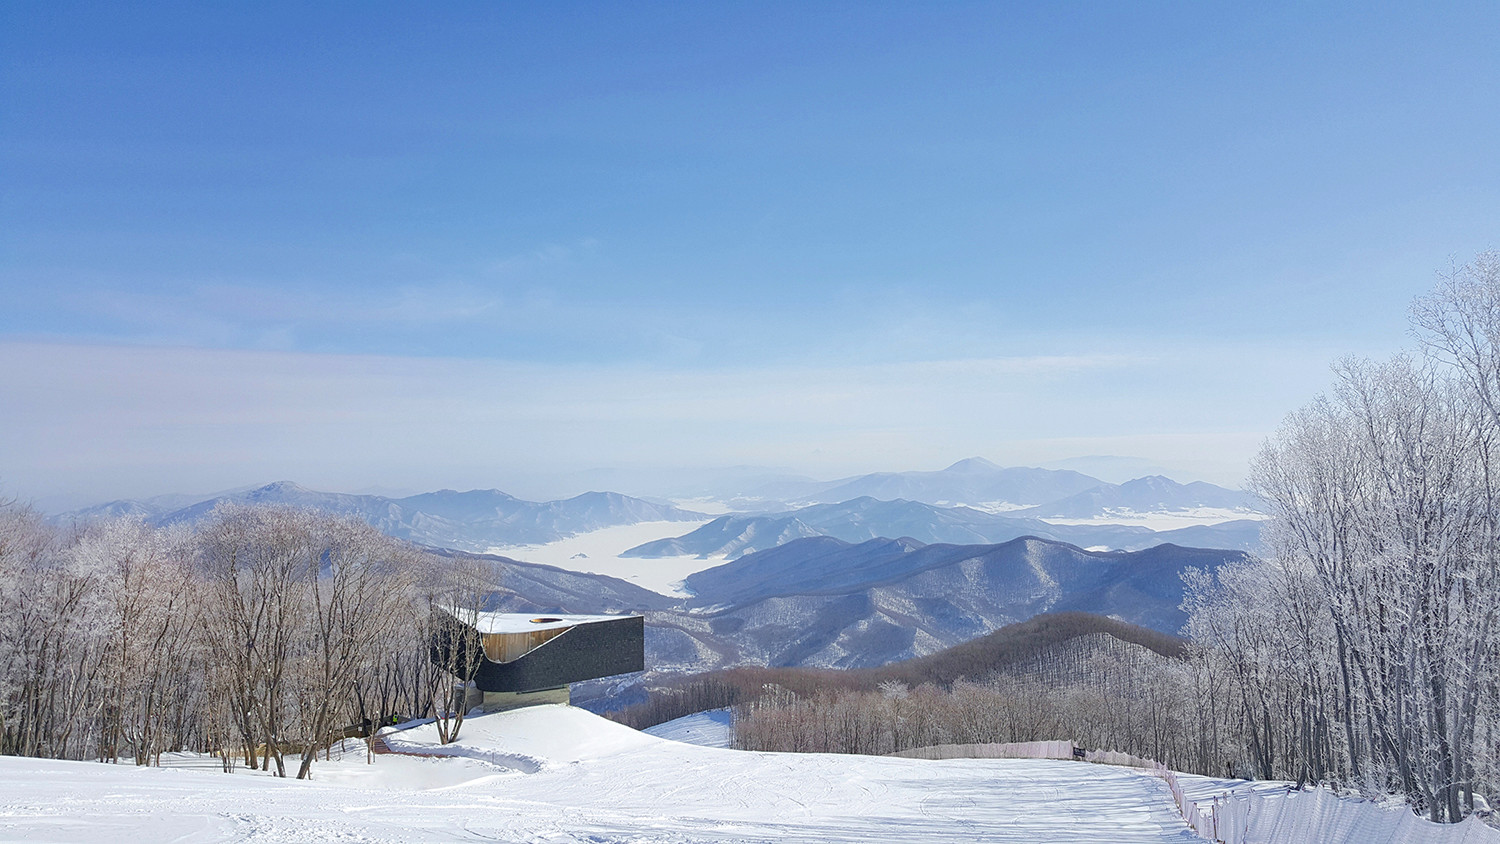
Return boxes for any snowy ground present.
[0,704,1215,843]
[643,708,735,748]
[484,519,718,596]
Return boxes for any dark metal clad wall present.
[473,616,645,693]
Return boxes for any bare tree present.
[71,519,201,765]
[0,495,499,777]
[1185,270,1500,822]
[195,504,318,776]
[411,553,495,745]
[290,517,418,779]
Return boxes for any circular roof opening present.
[530,617,564,624]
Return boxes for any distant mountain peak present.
[402,488,519,501]
[570,490,622,501]
[253,480,309,494]
[1121,475,1175,487]
[943,457,1002,473]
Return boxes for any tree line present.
[1184,253,1500,822]
[606,611,1187,734]
[721,255,1500,824]
[0,501,494,778]
[731,633,1202,762]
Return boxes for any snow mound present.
[643,708,735,748]
[381,703,661,768]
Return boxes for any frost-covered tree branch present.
[1186,253,1500,822]
[0,498,480,777]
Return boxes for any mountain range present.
[733,457,1261,512]
[624,496,1265,557]
[63,460,1265,558]
[64,469,1257,676]
[464,534,1247,672]
[605,612,1186,722]
[1013,474,1258,518]
[68,481,704,551]
[746,458,1104,508]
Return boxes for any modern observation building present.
[433,610,645,712]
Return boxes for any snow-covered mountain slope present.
[426,547,681,615]
[1015,474,1262,519]
[682,535,933,607]
[446,535,1242,672]
[624,497,1265,558]
[68,481,706,550]
[660,537,1242,668]
[625,512,826,558]
[0,704,1218,842]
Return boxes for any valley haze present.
[57,458,1268,595]
[51,460,1263,674]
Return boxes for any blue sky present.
[2,2,1498,504]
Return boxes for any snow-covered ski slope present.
[643,707,735,748]
[0,704,1211,843]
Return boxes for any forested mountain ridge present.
[607,611,1185,730]
[67,482,705,550]
[738,458,1259,514]
[63,463,1266,560]
[625,497,1265,557]
[458,535,1246,672]
[666,537,1240,668]
[1013,474,1261,518]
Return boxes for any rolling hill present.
[745,457,1107,507]
[455,534,1245,674]
[1014,474,1261,518]
[624,496,1264,557]
[607,611,1187,727]
[666,536,1239,669]
[70,482,705,550]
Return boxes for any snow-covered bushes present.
[0,501,498,777]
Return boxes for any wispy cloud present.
[486,239,598,276]
[97,280,503,328]
[28,278,509,353]
[0,340,1329,503]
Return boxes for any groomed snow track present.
[1,704,1215,843]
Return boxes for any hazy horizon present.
[23,452,1220,515]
